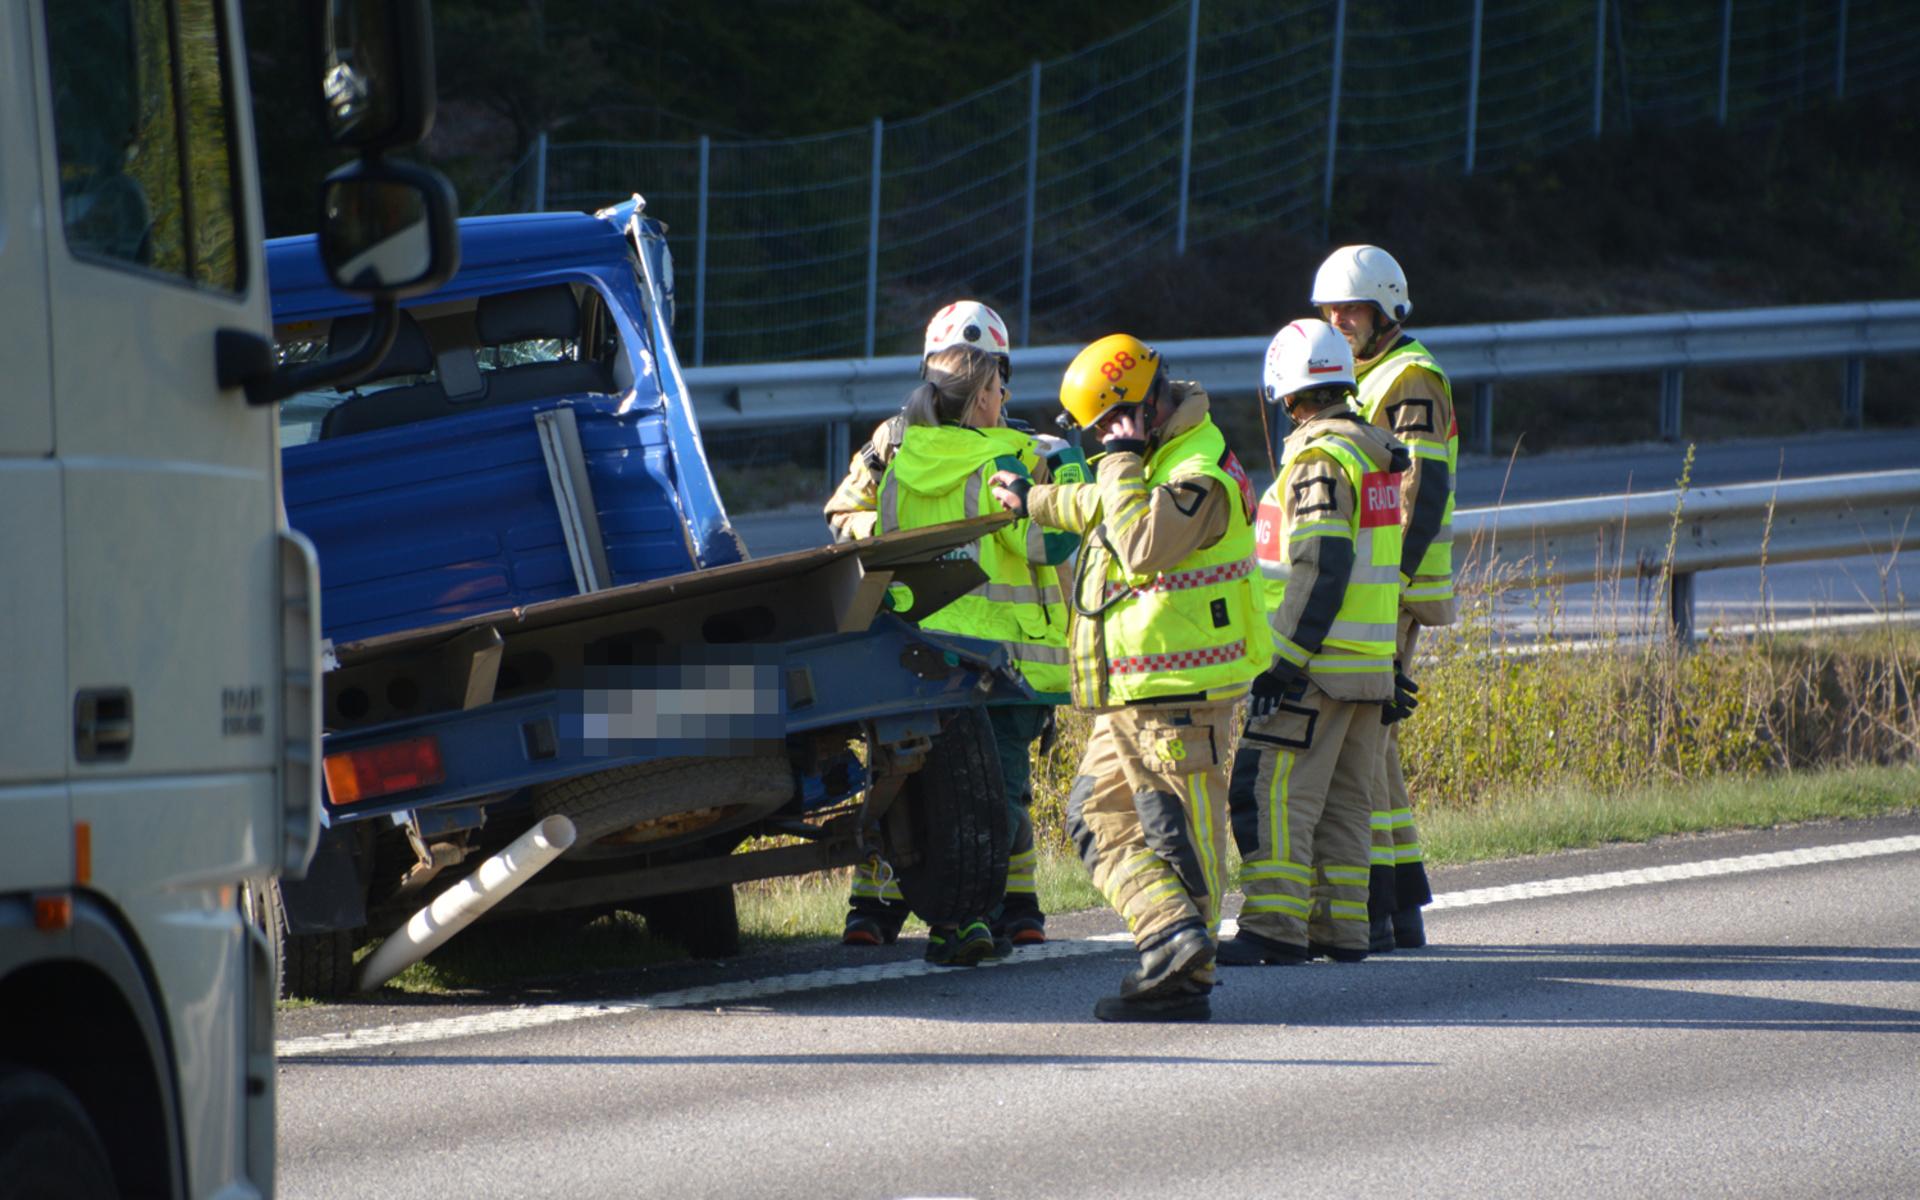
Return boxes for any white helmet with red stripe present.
[1261,318,1355,405]
[923,300,1011,375]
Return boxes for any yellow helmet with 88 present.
[1058,333,1161,430]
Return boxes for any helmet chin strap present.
[1359,316,1402,363]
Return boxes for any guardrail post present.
[1835,0,1849,100]
[1659,370,1684,441]
[694,135,710,368]
[1670,571,1696,643]
[1473,381,1494,456]
[1842,356,1865,429]
[1021,61,1041,345]
[1465,0,1485,174]
[865,118,883,360]
[1176,0,1199,254]
[827,421,851,494]
[1592,0,1607,137]
[1716,0,1733,125]
[1322,0,1347,229]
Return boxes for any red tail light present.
[323,736,445,805]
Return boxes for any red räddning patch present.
[1359,471,1402,528]
[1255,499,1283,564]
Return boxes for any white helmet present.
[923,300,1011,370]
[1311,244,1411,324]
[1262,319,1355,405]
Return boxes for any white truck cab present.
[0,1,454,1193]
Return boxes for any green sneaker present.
[926,921,997,967]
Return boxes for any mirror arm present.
[220,297,401,407]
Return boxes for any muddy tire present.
[242,878,357,1000]
[639,885,741,958]
[531,754,791,847]
[888,706,1009,926]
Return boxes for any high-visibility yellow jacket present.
[878,423,1071,700]
[1029,389,1267,708]
[1258,404,1406,701]
[1356,335,1457,625]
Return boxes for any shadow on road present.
[1212,942,1920,1033]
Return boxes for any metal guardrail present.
[684,300,1920,481]
[1453,468,1919,639]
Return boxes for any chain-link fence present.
[469,0,1919,371]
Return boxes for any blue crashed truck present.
[266,199,1016,996]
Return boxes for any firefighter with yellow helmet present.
[990,335,1266,1021]
[1312,246,1458,951]
[830,301,1086,958]
[1218,320,1410,966]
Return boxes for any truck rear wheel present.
[0,1067,118,1200]
[888,706,1009,926]
[243,879,358,1000]
[638,885,741,958]
[532,753,791,847]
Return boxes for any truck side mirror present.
[216,0,459,406]
[313,0,436,151]
[320,162,459,299]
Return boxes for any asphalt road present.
[275,815,1920,1200]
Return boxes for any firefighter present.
[834,302,1084,954]
[1312,245,1458,951]
[1219,320,1410,966]
[825,300,1014,543]
[990,334,1267,1021]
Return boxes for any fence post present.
[532,130,549,211]
[1021,62,1041,346]
[1660,369,1684,441]
[1842,356,1865,428]
[1322,0,1347,227]
[694,135,710,368]
[1465,0,1485,174]
[1592,0,1607,137]
[865,118,883,360]
[1716,0,1733,125]
[1474,381,1494,457]
[1176,0,1200,254]
[1835,0,1849,99]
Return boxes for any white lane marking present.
[1425,834,1920,910]
[278,933,1134,1058]
[278,834,1920,1059]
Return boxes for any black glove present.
[1382,663,1420,725]
[1247,660,1307,719]
[997,474,1033,517]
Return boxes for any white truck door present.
[0,1,67,812]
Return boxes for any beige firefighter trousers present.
[1066,701,1236,953]
[1231,679,1385,952]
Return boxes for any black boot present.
[1392,904,1426,949]
[1369,915,1397,954]
[1095,979,1212,1022]
[1307,940,1369,963]
[1215,927,1311,966]
[1120,925,1213,998]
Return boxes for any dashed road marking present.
[277,833,1920,1059]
